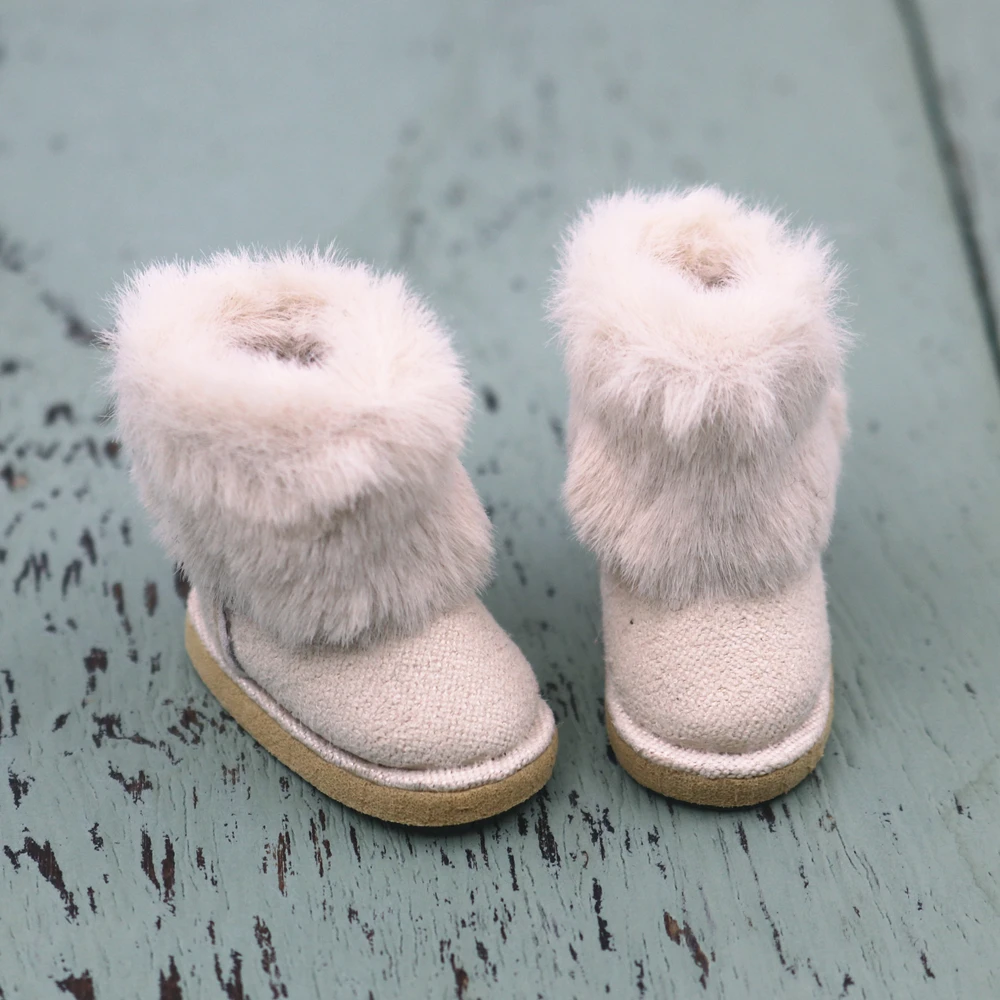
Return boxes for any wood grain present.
[1,1,998,997]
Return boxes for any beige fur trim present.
[552,188,850,603]
[107,249,493,646]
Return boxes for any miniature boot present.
[551,188,849,807]
[107,250,557,825]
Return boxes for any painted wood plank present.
[1,1,999,998]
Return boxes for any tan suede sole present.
[607,696,833,808]
[185,617,558,826]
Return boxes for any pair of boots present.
[107,187,849,826]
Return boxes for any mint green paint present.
[1,2,998,997]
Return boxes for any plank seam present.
[893,0,1000,386]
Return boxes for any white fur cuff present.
[552,188,850,604]
[108,249,493,647]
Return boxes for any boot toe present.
[604,563,830,756]
[227,598,548,771]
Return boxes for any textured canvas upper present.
[192,589,552,774]
[603,563,830,760]
[187,589,556,789]
[223,597,547,770]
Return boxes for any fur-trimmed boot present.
[552,188,849,807]
[107,250,557,826]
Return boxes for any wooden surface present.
[1,2,999,997]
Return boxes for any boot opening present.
[226,293,327,366]
[643,219,736,289]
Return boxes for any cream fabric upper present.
[189,588,555,789]
[603,562,831,774]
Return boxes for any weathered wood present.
[2,1,999,997]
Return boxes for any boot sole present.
[606,695,833,808]
[185,615,558,827]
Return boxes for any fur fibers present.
[551,188,850,605]
[107,248,493,647]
